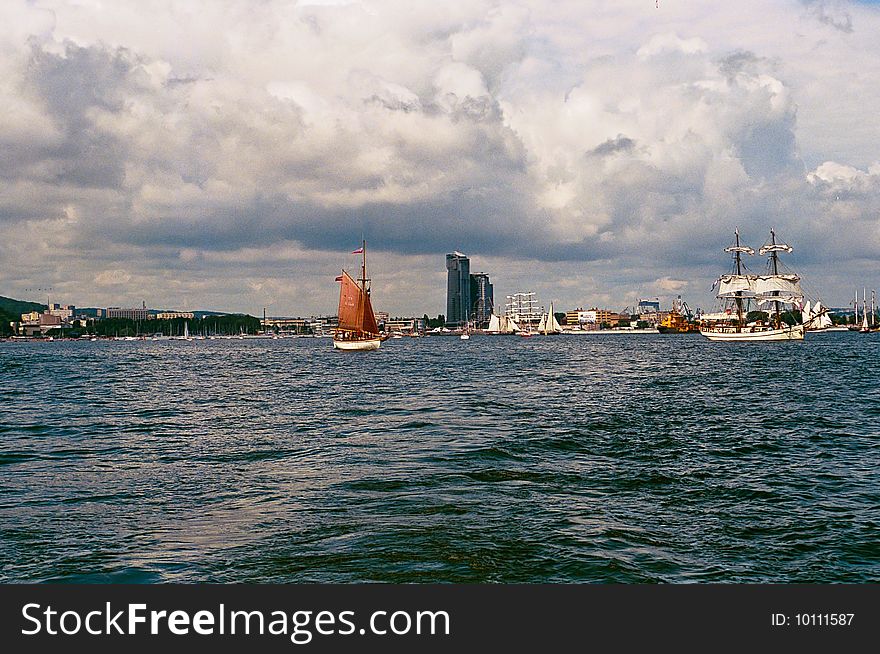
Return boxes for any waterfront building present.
[636,299,660,323]
[564,308,620,328]
[15,311,62,336]
[107,307,152,321]
[76,308,104,319]
[566,308,598,327]
[48,303,75,322]
[470,272,494,329]
[446,252,471,327]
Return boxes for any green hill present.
[0,295,45,316]
[0,296,46,336]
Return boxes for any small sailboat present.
[537,302,563,335]
[333,241,382,351]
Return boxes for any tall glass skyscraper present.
[446,252,470,327]
[470,272,494,329]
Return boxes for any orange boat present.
[333,241,383,351]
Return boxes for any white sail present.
[488,314,521,333]
[546,302,562,333]
[537,313,547,333]
[754,274,802,299]
[717,274,757,297]
[813,301,832,328]
[802,300,812,321]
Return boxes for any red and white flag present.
[351,247,364,254]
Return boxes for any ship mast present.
[768,229,782,328]
[854,290,859,326]
[733,228,745,331]
[360,240,367,293]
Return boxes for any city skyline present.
[1,1,880,315]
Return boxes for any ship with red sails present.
[333,242,383,351]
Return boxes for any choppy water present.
[1,333,878,583]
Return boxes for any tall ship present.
[701,229,805,341]
[333,242,383,351]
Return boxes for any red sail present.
[362,290,379,335]
[337,271,363,332]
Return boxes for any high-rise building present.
[470,272,494,329]
[446,251,471,327]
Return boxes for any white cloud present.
[0,0,879,315]
[637,33,709,59]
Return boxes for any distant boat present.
[803,300,838,332]
[460,310,470,340]
[700,229,805,341]
[333,241,383,351]
[487,314,520,334]
[537,302,562,335]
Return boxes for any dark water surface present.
[1,334,878,583]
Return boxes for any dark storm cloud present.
[589,135,637,158]
[11,41,136,188]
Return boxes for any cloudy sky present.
[1,0,879,316]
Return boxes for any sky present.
[1,0,879,317]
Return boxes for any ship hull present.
[700,324,804,341]
[333,338,381,351]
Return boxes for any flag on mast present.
[351,246,364,254]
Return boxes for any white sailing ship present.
[701,229,806,341]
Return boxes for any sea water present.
[1,334,878,582]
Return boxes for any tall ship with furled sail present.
[333,241,383,351]
[701,229,805,341]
